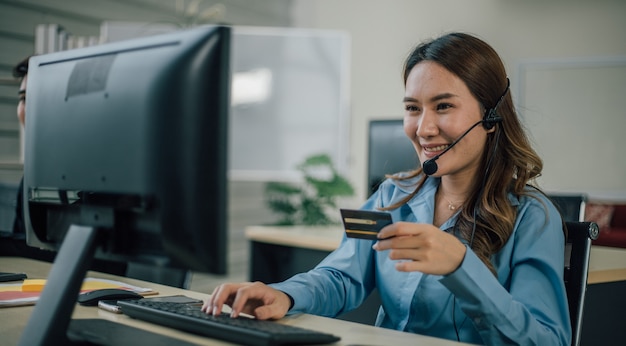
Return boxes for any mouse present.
[77,288,143,306]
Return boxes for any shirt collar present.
[387,175,521,228]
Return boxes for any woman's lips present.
[422,144,449,158]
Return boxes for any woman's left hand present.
[372,222,467,275]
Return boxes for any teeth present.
[425,145,448,152]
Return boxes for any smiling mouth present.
[424,144,449,152]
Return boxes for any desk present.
[247,226,626,346]
[581,268,626,346]
[245,225,342,252]
[587,267,626,284]
[246,225,626,286]
[245,226,342,284]
[0,257,465,346]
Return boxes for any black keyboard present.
[117,299,341,346]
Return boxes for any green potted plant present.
[264,154,354,226]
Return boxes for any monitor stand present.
[19,224,100,345]
[18,225,196,346]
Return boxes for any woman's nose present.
[415,111,438,138]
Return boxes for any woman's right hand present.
[201,281,292,320]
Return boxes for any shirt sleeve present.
[269,191,385,317]
[439,197,571,345]
[269,234,377,317]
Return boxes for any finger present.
[395,260,424,272]
[202,285,223,313]
[210,283,242,316]
[201,300,210,313]
[373,233,414,252]
[208,284,228,315]
[394,257,447,274]
[394,222,426,236]
[388,248,421,261]
[378,222,426,241]
[376,223,398,239]
[393,247,465,275]
[230,284,259,318]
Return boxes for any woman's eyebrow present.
[402,93,458,103]
[430,93,457,102]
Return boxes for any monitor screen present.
[367,119,419,196]
[20,25,230,344]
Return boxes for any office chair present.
[563,221,599,346]
[549,194,587,222]
[0,181,19,235]
[125,262,192,289]
[367,119,418,196]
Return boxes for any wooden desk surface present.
[245,225,343,251]
[0,257,465,346]
[587,268,626,284]
[246,226,626,286]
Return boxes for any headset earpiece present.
[482,108,502,130]
[482,78,510,130]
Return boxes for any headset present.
[422,78,510,176]
[481,78,510,130]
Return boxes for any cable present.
[452,125,502,341]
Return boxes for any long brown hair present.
[388,33,544,274]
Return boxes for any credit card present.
[340,209,392,240]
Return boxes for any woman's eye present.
[404,104,420,112]
[436,103,453,111]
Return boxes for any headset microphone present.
[422,120,484,175]
[421,78,510,176]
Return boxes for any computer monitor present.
[20,25,231,345]
[367,119,419,196]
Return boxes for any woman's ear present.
[482,108,502,133]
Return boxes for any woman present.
[204,32,570,345]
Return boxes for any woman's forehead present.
[404,62,470,101]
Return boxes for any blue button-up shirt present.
[271,176,571,345]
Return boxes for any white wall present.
[291,0,626,202]
[0,0,294,178]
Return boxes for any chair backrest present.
[0,181,20,235]
[367,119,418,196]
[125,262,192,289]
[549,194,587,222]
[564,221,599,346]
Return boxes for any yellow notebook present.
[0,277,157,308]
[21,278,155,293]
